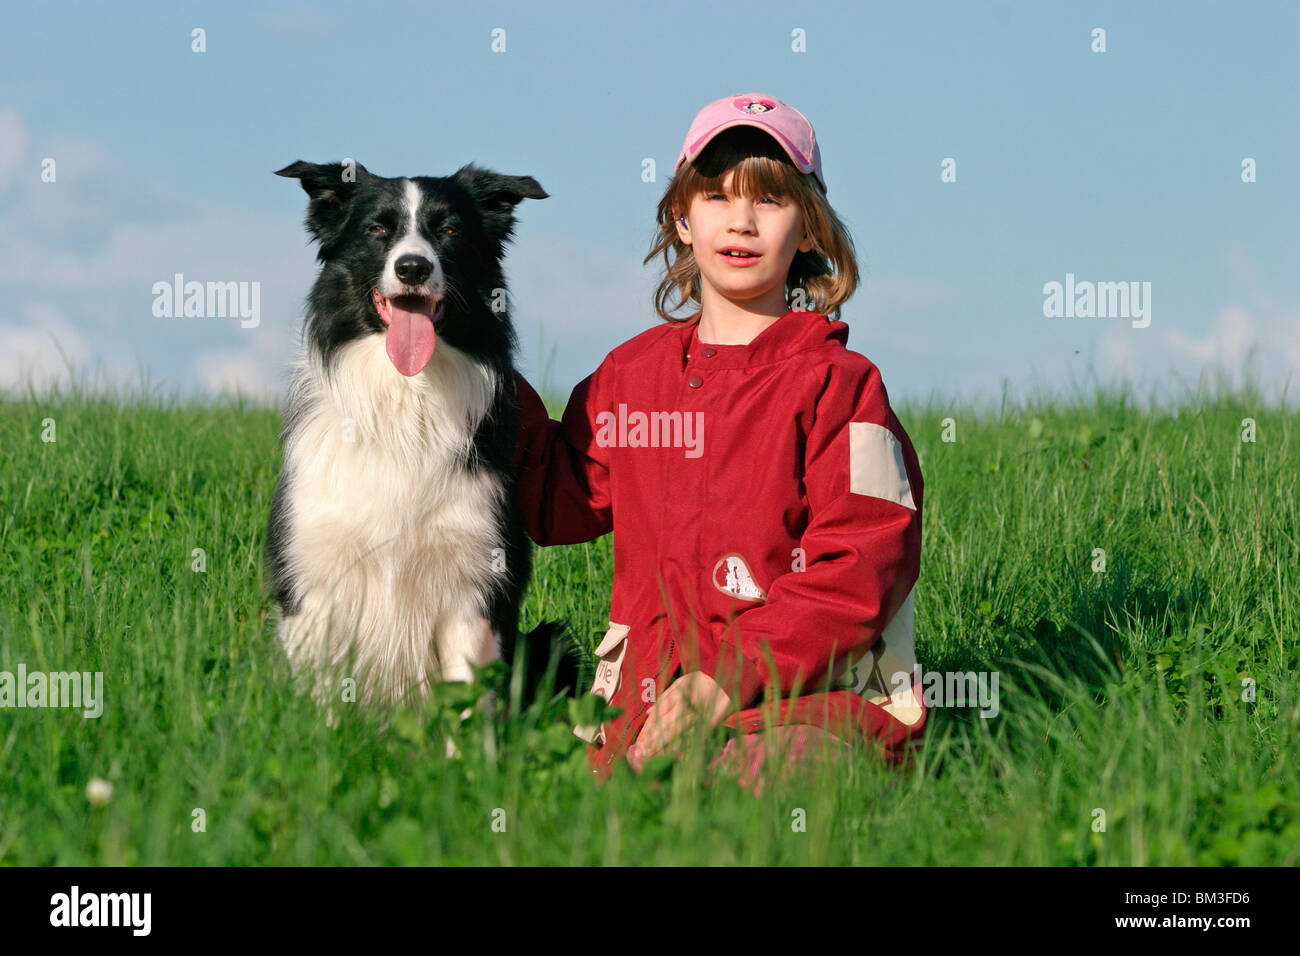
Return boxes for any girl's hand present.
[626,672,732,772]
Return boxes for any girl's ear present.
[797,211,814,253]
[673,207,692,245]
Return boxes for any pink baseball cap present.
[675,93,826,192]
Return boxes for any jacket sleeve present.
[710,359,923,709]
[514,362,614,546]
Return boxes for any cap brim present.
[680,119,815,174]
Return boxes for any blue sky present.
[1,0,1296,410]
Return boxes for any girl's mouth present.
[718,250,762,267]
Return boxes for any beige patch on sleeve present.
[848,422,916,509]
[573,622,630,746]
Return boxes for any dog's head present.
[277,160,547,375]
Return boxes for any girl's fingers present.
[640,706,672,754]
[631,678,716,769]
[637,699,682,758]
[635,709,663,757]
[626,744,644,773]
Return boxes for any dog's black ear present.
[455,165,548,205]
[275,160,371,250]
[454,165,548,249]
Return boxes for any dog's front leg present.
[438,615,501,757]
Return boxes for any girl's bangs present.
[680,153,805,202]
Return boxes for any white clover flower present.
[85,778,114,807]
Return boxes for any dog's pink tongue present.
[385,299,437,376]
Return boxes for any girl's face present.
[675,168,813,309]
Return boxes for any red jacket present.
[516,309,927,777]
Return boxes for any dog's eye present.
[441,226,455,237]
[366,223,388,236]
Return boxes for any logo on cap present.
[734,97,776,114]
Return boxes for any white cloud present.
[0,303,90,396]
[0,117,312,403]
[1100,325,1135,373]
[193,350,280,403]
[1164,305,1255,366]
[1278,305,1300,373]
[0,209,310,288]
[1093,301,1300,408]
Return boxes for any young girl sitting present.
[515,93,927,792]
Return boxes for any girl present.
[515,93,927,791]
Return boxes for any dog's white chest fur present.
[276,335,504,706]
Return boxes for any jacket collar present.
[676,309,848,369]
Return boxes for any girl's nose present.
[728,202,758,231]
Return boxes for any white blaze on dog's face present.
[371,179,447,376]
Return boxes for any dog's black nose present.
[394,255,433,285]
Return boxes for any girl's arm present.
[710,358,924,709]
[513,364,614,546]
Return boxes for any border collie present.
[266,159,569,711]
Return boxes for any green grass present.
[0,373,1296,865]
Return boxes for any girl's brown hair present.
[644,126,860,323]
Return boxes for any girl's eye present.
[704,193,780,204]
[367,223,387,235]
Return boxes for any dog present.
[266,159,573,713]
